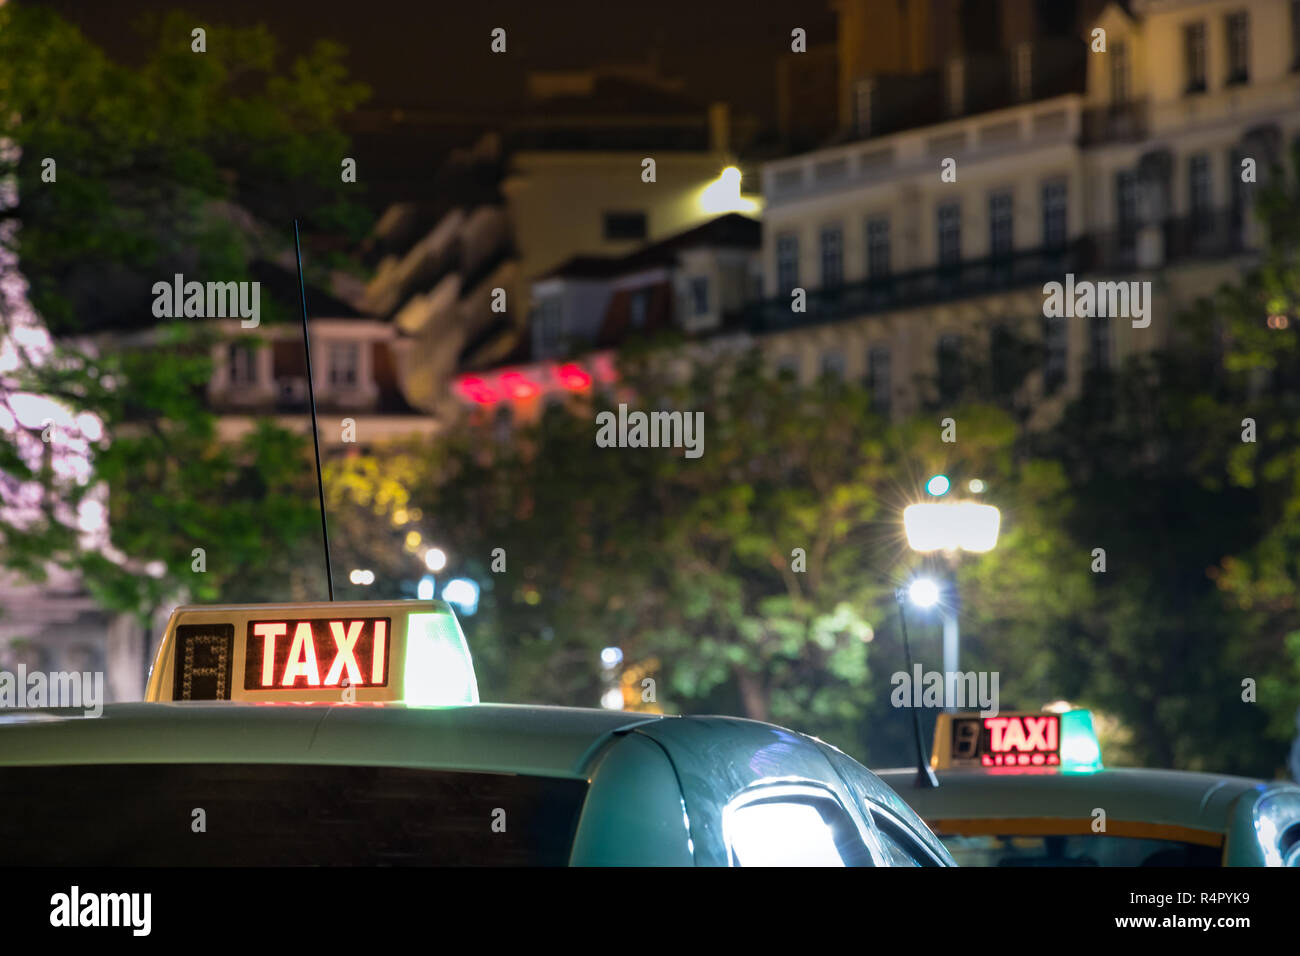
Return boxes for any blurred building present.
[159,260,436,451]
[446,213,763,425]
[746,0,1296,425]
[356,64,761,424]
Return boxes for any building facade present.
[750,0,1298,425]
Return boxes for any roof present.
[541,213,761,281]
[0,703,666,779]
[876,766,1269,835]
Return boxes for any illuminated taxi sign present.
[145,600,478,705]
[931,710,1102,774]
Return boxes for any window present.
[723,786,875,867]
[1184,22,1206,93]
[1292,0,1300,70]
[537,298,563,353]
[939,832,1221,868]
[689,276,709,316]
[1226,11,1250,85]
[1090,315,1112,371]
[328,342,360,388]
[776,233,800,293]
[872,809,944,867]
[866,217,891,278]
[937,334,964,403]
[1228,147,1249,224]
[821,350,846,381]
[937,202,962,266]
[1110,41,1130,104]
[0,764,588,865]
[868,345,891,414]
[989,190,1014,258]
[603,211,647,241]
[1043,314,1067,394]
[628,289,650,329]
[1188,152,1212,222]
[820,223,843,288]
[227,344,257,386]
[1116,170,1139,245]
[1042,179,1068,247]
[854,79,875,136]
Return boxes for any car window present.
[723,785,876,866]
[0,763,587,865]
[940,832,1222,867]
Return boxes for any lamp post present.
[902,477,1000,704]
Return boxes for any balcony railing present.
[1081,99,1148,145]
[739,212,1252,331]
[741,243,1081,332]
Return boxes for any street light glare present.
[908,578,941,608]
[425,547,448,572]
[903,502,1001,553]
[926,474,951,496]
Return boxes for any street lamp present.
[902,477,1000,689]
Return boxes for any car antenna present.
[894,587,939,789]
[294,219,335,601]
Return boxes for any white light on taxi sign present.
[145,600,478,705]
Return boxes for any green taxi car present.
[878,710,1300,867]
[0,599,953,867]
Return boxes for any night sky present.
[31,0,837,122]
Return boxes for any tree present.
[0,6,371,620]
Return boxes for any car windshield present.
[940,832,1222,867]
[0,764,587,866]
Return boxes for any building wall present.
[505,150,742,301]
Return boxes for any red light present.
[458,376,498,404]
[556,363,592,391]
[500,371,540,399]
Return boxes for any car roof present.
[876,766,1269,834]
[0,702,669,779]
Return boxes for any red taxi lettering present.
[371,621,386,685]
[323,620,364,686]
[282,622,322,687]
[254,622,286,686]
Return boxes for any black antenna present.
[294,219,334,601]
[895,587,939,789]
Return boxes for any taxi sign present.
[145,600,479,705]
[931,709,1102,773]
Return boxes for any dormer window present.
[328,342,360,389]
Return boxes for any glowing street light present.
[907,577,940,609]
[903,501,1001,553]
[424,547,447,572]
[902,488,1001,702]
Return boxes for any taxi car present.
[878,708,1300,867]
[0,599,953,867]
